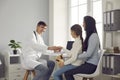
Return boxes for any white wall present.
[0,0,49,51]
[49,0,68,47]
[103,0,120,11]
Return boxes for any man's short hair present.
[37,21,47,26]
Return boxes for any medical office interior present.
[0,0,120,80]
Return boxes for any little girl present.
[53,24,83,80]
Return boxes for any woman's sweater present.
[78,33,100,65]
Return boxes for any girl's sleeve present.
[64,39,82,65]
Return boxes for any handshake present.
[48,46,63,52]
[48,46,64,67]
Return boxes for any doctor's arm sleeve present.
[31,38,48,52]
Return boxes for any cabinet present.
[102,53,120,80]
[102,53,120,75]
[103,9,120,79]
[104,9,120,31]
[0,53,5,78]
[3,52,25,80]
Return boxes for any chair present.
[21,58,35,80]
[19,50,35,80]
[66,41,74,50]
[75,50,105,80]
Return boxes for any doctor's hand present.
[48,46,57,50]
[54,46,63,52]
[48,46,62,52]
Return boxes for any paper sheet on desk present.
[45,50,64,56]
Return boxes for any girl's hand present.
[58,59,64,67]
[56,55,63,61]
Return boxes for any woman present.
[53,24,83,80]
[64,16,100,80]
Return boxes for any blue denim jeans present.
[64,62,97,80]
[33,60,55,80]
[53,64,77,80]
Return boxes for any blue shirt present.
[78,33,100,65]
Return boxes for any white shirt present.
[62,36,83,66]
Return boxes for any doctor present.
[22,21,61,80]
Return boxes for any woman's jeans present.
[53,64,77,80]
[33,60,55,80]
[64,62,97,80]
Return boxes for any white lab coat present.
[21,31,48,70]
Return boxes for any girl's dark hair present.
[71,24,83,51]
[83,16,98,51]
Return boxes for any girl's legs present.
[53,64,77,80]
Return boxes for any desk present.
[103,53,120,80]
[45,50,64,56]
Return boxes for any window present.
[68,0,103,46]
[69,0,87,26]
[93,0,103,47]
